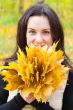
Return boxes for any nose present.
[33,33,45,47]
[33,34,44,46]
[34,33,43,43]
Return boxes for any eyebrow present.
[27,28,50,30]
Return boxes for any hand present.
[19,91,35,104]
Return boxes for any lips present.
[32,42,46,47]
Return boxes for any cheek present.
[26,37,31,46]
[26,33,30,46]
[45,36,53,45]
[26,34,34,46]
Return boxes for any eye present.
[42,31,50,34]
[29,30,36,34]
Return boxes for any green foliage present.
[0,14,19,25]
[0,0,73,63]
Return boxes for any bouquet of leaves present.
[0,43,69,102]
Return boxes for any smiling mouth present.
[32,42,46,47]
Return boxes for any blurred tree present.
[19,0,24,14]
[37,0,44,3]
[23,0,30,10]
[15,0,19,13]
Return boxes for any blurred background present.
[0,0,73,64]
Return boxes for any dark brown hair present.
[5,3,72,69]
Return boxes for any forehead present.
[27,15,50,29]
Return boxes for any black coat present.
[62,70,73,110]
[0,70,73,110]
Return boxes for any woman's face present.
[26,15,53,48]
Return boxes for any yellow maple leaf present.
[0,42,70,102]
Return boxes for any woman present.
[0,3,73,110]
